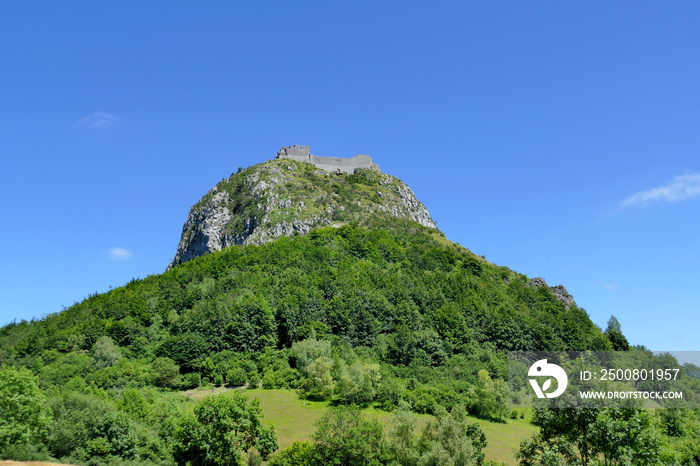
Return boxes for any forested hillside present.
[0,221,621,463]
[1,223,611,374]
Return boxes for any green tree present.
[606,330,630,351]
[174,393,278,466]
[152,357,181,389]
[657,404,687,438]
[227,292,276,352]
[517,405,663,465]
[589,406,662,465]
[417,404,486,466]
[0,366,50,454]
[268,441,315,466]
[226,367,247,387]
[157,332,211,371]
[182,372,202,390]
[387,325,417,366]
[91,335,122,369]
[89,412,138,459]
[605,315,622,334]
[302,356,335,399]
[337,360,381,405]
[389,401,419,466]
[119,388,149,421]
[291,338,332,374]
[312,405,391,465]
[46,392,112,459]
[471,369,507,421]
[604,315,630,351]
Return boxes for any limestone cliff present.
[526,277,576,308]
[167,155,437,269]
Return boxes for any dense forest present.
[2,222,699,464]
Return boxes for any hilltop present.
[168,146,436,269]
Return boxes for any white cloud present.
[77,112,116,129]
[622,174,700,207]
[108,247,132,261]
[604,283,619,290]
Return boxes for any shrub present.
[151,357,181,389]
[227,367,247,387]
[248,370,261,389]
[181,373,201,390]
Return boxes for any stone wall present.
[275,145,380,173]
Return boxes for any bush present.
[91,336,122,369]
[174,393,278,464]
[46,392,112,458]
[248,450,263,466]
[262,368,300,389]
[313,406,391,465]
[227,367,247,387]
[0,443,50,461]
[269,441,315,466]
[262,370,277,389]
[248,370,261,389]
[151,357,181,389]
[181,373,201,390]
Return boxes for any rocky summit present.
[168,146,437,269]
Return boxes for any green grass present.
[248,388,332,448]
[475,417,538,464]
[181,387,537,465]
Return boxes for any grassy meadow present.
[182,387,537,465]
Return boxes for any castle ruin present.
[274,145,380,174]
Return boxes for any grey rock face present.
[375,174,436,229]
[167,155,437,269]
[526,277,575,307]
[526,277,548,289]
[550,285,575,307]
[168,191,249,268]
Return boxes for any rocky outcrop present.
[549,285,575,307]
[374,175,435,228]
[526,277,575,307]
[167,154,437,269]
[168,191,253,268]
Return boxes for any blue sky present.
[2,1,699,353]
